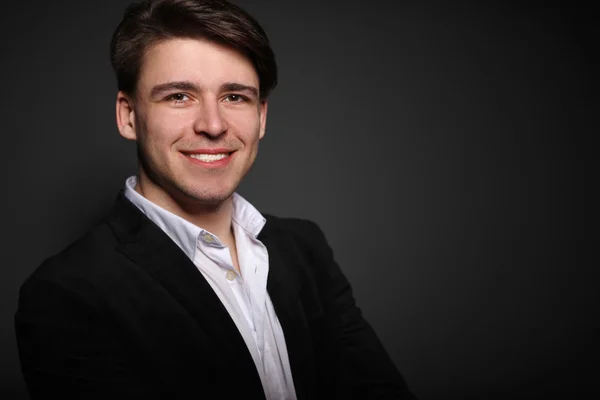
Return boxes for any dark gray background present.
[1,1,595,398]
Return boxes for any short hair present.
[110,0,277,100]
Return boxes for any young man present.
[15,1,415,399]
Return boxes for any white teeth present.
[189,153,229,162]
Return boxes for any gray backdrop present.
[1,1,594,399]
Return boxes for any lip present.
[184,148,234,155]
[181,149,235,168]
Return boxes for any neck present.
[134,175,235,242]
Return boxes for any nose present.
[193,98,228,137]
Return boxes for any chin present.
[179,186,234,207]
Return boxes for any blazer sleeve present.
[14,270,151,399]
[296,219,417,400]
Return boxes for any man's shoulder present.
[27,218,120,284]
[261,213,332,256]
[263,213,325,238]
[29,191,146,283]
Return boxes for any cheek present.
[142,114,189,147]
[226,111,262,143]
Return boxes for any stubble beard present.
[136,142,242,212]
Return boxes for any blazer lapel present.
[105,192,264,395]
[261,220,316,400]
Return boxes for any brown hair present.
[110,0,277,100]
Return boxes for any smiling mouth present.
[186,152,231,162]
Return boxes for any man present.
[15,0,416,398]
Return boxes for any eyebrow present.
[220,82,259,98]
[149,81,259,99]
[150,81,199,98]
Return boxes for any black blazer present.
[15,192,415,399]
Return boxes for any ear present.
[258,100,268,139]
[116,91,137,140]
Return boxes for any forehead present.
[137,38,259,92]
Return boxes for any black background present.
[1,1,595,398]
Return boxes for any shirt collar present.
[123,176,266,260]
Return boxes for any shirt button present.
[202,233,214,244]
[226,270,237,281]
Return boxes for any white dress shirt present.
[124,176,297,400]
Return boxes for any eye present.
[166,93,190,104]
[223,94,246,103]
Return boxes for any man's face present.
[120,38,267,209]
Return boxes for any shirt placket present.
[199,230,259,346]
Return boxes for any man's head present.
[110,0,277,100]
[111,0,277,212]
